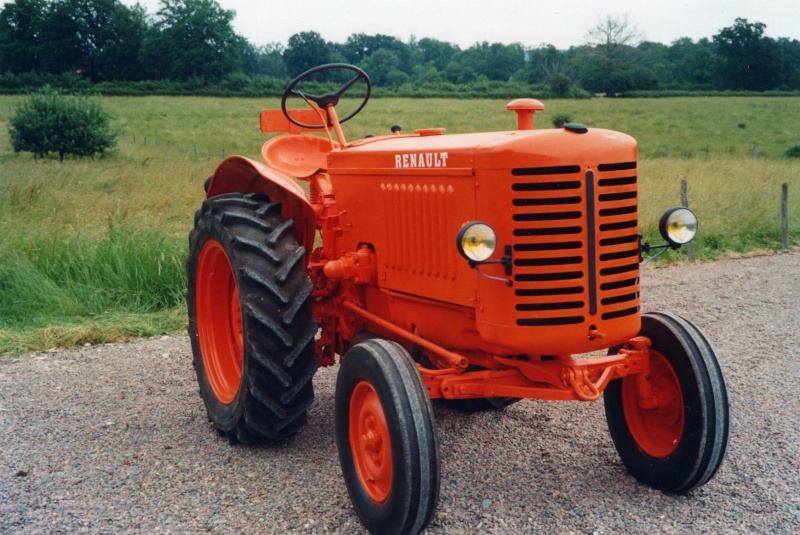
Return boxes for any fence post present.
[681,179,696,263]
[782,182,790,252]
[753,143,758,159]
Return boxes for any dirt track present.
[2,253,799,534]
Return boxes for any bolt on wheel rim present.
[622,349,684,458]
[349,381,393,503]
[196,240,243,404]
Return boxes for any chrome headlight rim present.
[659,207,698,248]
[456,221,497,262]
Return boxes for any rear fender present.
[206,156,316,257]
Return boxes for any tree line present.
[1,0,799,97]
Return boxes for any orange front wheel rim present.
[196,240,243,404]
[349,381,393,503]
[622,349,684,458]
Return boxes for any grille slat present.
[511,162,640,327]
[596,165,640,321]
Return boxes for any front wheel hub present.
[622,349,684,458]
[349,381,392,502]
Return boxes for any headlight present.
[659,207,698,248]
[456,222,497,262]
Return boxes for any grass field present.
[1,95,798,354]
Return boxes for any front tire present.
[335,340,440,535]
[604,312,729,493]
[186,193,317,444]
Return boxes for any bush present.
[552,113,573,128]
[8,90,117,161]
[548,74,572,98]
[786,145,800,159]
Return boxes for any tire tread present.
[186,193,317,445]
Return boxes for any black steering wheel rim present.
[281,63,372,129]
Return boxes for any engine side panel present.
[329,170,480,308]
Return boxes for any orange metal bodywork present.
[206,155,316,255]
[211,100,652,404]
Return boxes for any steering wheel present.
[281,63,371,129]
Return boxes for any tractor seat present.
[261,134,339,179]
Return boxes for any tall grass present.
[637,157,798,260]
[0,95,798,354]
[0,224,187,353]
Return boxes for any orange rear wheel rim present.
[622,350,684,458]
[349,381,393,503]
[196,240,243,404]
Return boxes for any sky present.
[122,0,800,50]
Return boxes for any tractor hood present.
[327,127,637,175]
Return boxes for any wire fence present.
[661,144,766,160]
[645,179,795,261]
[120,131,230,161]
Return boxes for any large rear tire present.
[186,193,317,444]
[335,340,440,535]
[604,312,729,492]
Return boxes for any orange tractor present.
[186,64,729,535]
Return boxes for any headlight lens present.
[659,207,698,246]
[457,222,497,262]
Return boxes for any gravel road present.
[2,253,799,534]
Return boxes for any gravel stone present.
[1,253,799,533]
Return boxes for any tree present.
[667,37,717,89]
[283,31,331,77]
[9,91,116,161]
[0,0,49,74]
[775,38,800,90]
[359,49,403,86]
[713,18,781,91]
[93,2,148,81]
[412,38,460,71]
[522,44,563,84]
[241,42,288,78]
[458,41,526,81]
[38,0,117,80]
[0,0,148,81]
[140,0,242,80]
[583,13,642,95]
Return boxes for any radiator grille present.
[511,163,639,327]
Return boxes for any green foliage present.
[9,90,117,160]
[552,113,573,128]
[0,225,187,354]
[140,0,242,80]
[548,74,572,97]
[283,31,331,77]
[0,0,49,74]
[714,18,781,91]
[0,0,148,82]
[2,1,800,96]
[786,145,800,158]
[241,42,287,78]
